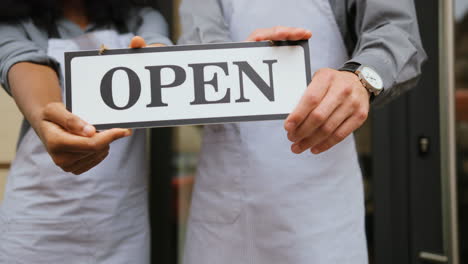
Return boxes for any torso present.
[184,1,368,264]
[0,22,150,264]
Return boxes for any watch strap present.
[338,62,361,73]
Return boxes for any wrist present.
[341,71,372,100]
[338,62,384,101]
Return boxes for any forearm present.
[9,62,62,132]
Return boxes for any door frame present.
[148,1,177,264]
[439,0,459,262]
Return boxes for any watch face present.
[360,67,384,90]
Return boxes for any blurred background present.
[0,0,467,263]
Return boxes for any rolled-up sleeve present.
[129,7,173,46]
[178,0,231,44]
[0,23,59,95]
[347,0,427,105]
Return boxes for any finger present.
[73,151,108,175]
[251,27,311,41]
[289,101,355,154]
[61,147,107,173]
[42,103,96,137]
[72,149,110,175]
[130,36,147,48]
[263,27,311,41]
[147,43,166,47]
[277,27,312,41]
[51,150,95,170]
[311,110,368,154]
[59,144,110,172]
[92,128,133,147]
[289,79,352,142]
[269,27,312,41]
[247,26,312,42]
[48,125,131,153]
[79,128,132,152]
[284,69,332,134]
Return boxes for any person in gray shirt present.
[0,1,170,263]
[177,0,427,263]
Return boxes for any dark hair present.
[0,0,157,32]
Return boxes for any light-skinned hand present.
[247,27,370,155]
[285,69,370,154]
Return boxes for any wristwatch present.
[339,62,384,98]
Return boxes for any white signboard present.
[65,41,311,129]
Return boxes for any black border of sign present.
[65,40,312,129]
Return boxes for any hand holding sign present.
[247,27,370,155]
[39,102,131,174]
[8,62,132,175]
[285,69,370,155]
[41,37,166,175]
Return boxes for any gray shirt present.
[0,7,171,143]
[178,0,427,106]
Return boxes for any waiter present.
[178,0,426,263]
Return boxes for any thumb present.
[42,102,96,137]
[92,128,132,148]
[129,36,147,48]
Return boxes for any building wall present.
[0,86,23,201]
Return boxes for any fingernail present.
[311,148,320,154]
[288,133,297,142]
[292,144,301,154]
[82,125,95,136]
[124,129,132,137]
[285,121,296,131]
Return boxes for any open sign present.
[65,41,311,129]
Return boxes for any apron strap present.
[114,22,130,35]
[47,22,61,39]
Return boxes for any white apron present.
[0,30,150,264]
[183,1,368,263]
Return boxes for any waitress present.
[178,0,426,263]
[0,0,170,263]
